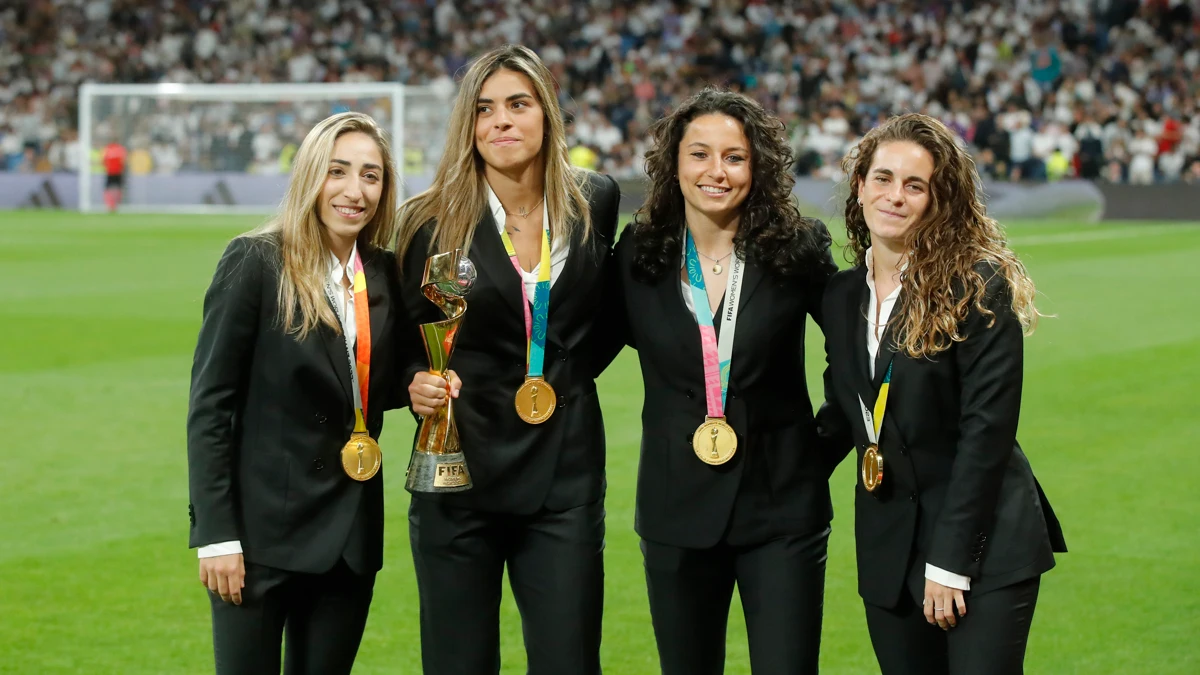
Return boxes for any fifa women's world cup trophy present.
[405,249,476,493]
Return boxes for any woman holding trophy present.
[594,88,840,674]
[186,112,405,674]
[395,44,620,675]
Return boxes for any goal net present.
[77,82,454,214]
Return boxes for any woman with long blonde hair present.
[395,44,620,674]
[187,111,407,674]
[820,113,1066,675]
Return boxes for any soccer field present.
[0,211,1197,674]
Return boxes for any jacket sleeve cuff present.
[197,540,243,559]
[925,563,971,591]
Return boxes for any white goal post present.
[77,82,450,214]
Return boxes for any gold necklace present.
[503,195,545,219]
[696,249,733,274]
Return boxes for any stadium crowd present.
[3,0,1200,183]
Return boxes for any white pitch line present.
[1011,225,1200,246]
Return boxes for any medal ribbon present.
[350,252,371,430]
[858,360,894,445]
[325,248,372,434]
[683,230,744,417]
[498,199,551,379]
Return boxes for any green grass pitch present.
[0,210,1197,673]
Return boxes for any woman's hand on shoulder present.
[409,369,462,416]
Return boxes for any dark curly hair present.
[631,87,833,283]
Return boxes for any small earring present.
[857,197,863,206]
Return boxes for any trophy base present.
[405,450,473,493]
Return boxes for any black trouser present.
[208,560,375,675]
[408,497,605,675]
[642,527,830,675]
[864,576,1041,675]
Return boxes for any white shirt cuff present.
[925,563,971,591]
[198,540,243,559]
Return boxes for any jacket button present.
[900,445,909,456]
[557,395,567,408]
[315,414,327,424]
[686,389,695,399]
[909,492,918,503]
[313,458,324,471]
[559,351,567,362]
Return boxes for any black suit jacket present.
[820,263,1067,608]
[398,171,621,514]
[187,234,406,575]
[595,220,840,549]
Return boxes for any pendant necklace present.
[504,195,546,220]
[696,249,733,274]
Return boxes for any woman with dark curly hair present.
[820,113,1066,675]
[595,88,840,674]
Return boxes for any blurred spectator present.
[1127,128,1159,184]
[569,143,599,171]
[2,0,1199,185]
[129,145,153,175]
[1183,159,1200,184]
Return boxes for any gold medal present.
[862,443,883,492]
[515,376,556,424]
[693,416,737,465]
[341,431,382,481]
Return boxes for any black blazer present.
[187,234,406,575]
[820,263,1067,608]
[398,171,621,514]
[595,220,840,549]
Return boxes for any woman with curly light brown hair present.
[819,113,1067,675]
[595,87,839,674]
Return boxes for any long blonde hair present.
[395,44,591,259]
[249,111,398,339]
[841,113,1039,359]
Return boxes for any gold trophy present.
[405,249,476,493]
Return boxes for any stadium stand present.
[2,0,1199,183]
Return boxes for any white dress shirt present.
[486,183,568,295]
[198,246,359,559]
[864,247,971,591]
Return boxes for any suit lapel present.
[730,256,764,318]
[662,247,704,364]
[871,318,899,391]
[548,220,585,315]
[850,268,875,404]
[319,298,355,407]
[364,249,389,413]
[469,211,527,319]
